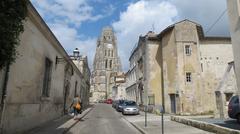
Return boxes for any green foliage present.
[0,0,27,69]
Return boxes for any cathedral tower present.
[91,27,122,101]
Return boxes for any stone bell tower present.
[91,27,122,101]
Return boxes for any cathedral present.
[91,27,122,102]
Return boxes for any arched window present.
[108,50,110,56]
[111,50,113,57]
[105,60,108,69]
[109,60,112,69]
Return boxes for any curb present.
[171,116,240,134]
[122,116,147,134]
[62,106,94,133]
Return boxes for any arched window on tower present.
[105,60,108,69]
[111,50,113,57]
[108,50,110,56]
[110,60,112,69]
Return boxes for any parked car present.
[122,101,139,115]
[112,100,119,108]
[116,100,126,112]
[98,100,105,103]
[228,95,240,123]
[106,99,113,104]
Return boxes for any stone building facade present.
[91,27,122,102]
[126,20,238,115]
[227,0,240,96]
[71,48,91,109]
[125,38,146,105]
[111,72,126,100]
[0,3,90,134]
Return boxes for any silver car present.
[122,101,139,115]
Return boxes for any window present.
[111,50,113,57]
[42,58,53,97]
[148,95,155,105]
[105,60,108,68]
[108,50,110,56]
[109,60,112,69]
[185,45,191,55]
[186,72,192,82]
[225,93,233,102]
[74,81,78,97]
[105,50,107,56]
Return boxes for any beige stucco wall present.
[200,43,237,116]
[146,42,162,109]
[161,29,179,114]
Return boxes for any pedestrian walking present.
[69,94,82,119]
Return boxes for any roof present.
[158,19,204,39]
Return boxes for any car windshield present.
[118,100,125,104]
[125,101,137,106]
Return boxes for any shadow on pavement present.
[215,120,240,130]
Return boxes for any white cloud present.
[49,23,96,69]
[112,0,178,71]
[169,0,229,36]
[30,0,116,70]
[31,0,106,27]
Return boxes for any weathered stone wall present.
[0,5,86,134]
[91,27,122,102]
[227,0,240,95]
[146,42,162,109]
[161,28,178,114]
[200,42,236,117]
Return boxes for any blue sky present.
[31,0,230,71]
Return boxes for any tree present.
[0,0,27,69]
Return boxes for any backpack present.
[75,102,81,110]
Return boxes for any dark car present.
[228,95,240,123]
[122,101,139,115]
[112,100,119,108]
[116,100,126,112]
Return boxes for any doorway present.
[63,81,70,114]
[170,94,176,114]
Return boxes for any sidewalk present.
[171,115,240,134]
[123,112,213,134]
[26,107,93,134]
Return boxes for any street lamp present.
[73,48,80,59]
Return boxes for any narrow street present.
[66,104,140,134]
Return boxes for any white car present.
[122,101,139,115]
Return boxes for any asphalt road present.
[66,103,141,134]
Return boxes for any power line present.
[206,9,227,34]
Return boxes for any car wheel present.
[122,111,125,115]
